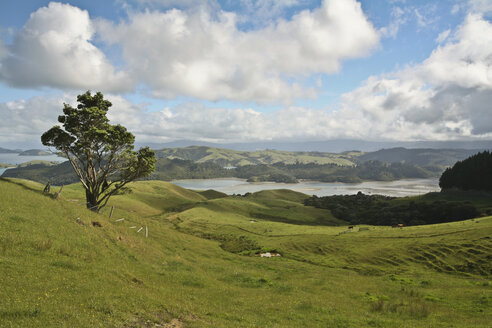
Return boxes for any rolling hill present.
[156,146,357,166]
[1,177,491,327]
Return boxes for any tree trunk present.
[86,189,99,212]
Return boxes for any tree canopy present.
[439,151,492,192]
[41,91,155,212]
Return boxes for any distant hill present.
[2,157,438,186]
[0,147,19,153]
[141,139,492,152]
[18,149,53,156]
[156,146,356,166]
[357,147,484,166]
[1,160,75,185]
[156,146,486,169]
[5,146,479,185]
[1,158,234,185]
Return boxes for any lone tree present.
[41,91,156,212]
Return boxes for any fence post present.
[109,206,114,219]
[56,185,63,199]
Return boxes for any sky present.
[0,0,492,149]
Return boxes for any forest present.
[439,151,492,192]
[304,192,481,226]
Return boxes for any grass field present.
[0,178,491,327]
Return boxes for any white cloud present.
[238,0,304,23]
[380,6,407,38]
[128,0,221,12]
[0,95,70,147]
[468,0,492,15]
[0,89,391,147]
[97,0,379,103]
[435,29,450,43]
[414,4,438,29]
[0,2,132,92]
[4,1,491,145]
[107,101,371,143]
[337,13,492,140]
[0,0,379,104]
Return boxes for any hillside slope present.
[156,146,356,166]
[1,178,491,327]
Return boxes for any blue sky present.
[1,0,491,148]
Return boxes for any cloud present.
[126,0,221,12]
[338,13,492,140]
[237,0,304,23]
[0,90,388,147]
[0,2,132,92]
[97,0,379,103]
[0,95,70,147]
[435,29,450,43]
[380,6,407,38]
[0,0,379,104]
[414,5,438,28]
[468,0,492,15]
[453,0,492,15]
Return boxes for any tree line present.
[439,151,492,192]
[304,192,479,226]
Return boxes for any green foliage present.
[439,151,492,192]
[41,91,156,211]
[148,158,233,180]
[236,160,436,183]
[304,192,480,226]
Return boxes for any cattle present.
[348,226,354,229]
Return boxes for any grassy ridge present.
[157,146,356,166]
[1,178,491,327]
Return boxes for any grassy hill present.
[157,146,485,168]
[156,146,356,166]
[1,178,491,327]
[18,149,53,156]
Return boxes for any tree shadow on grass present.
[0,177,61,199]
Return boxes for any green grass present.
[1,177,491,327]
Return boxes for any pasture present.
[0,178,490,327]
